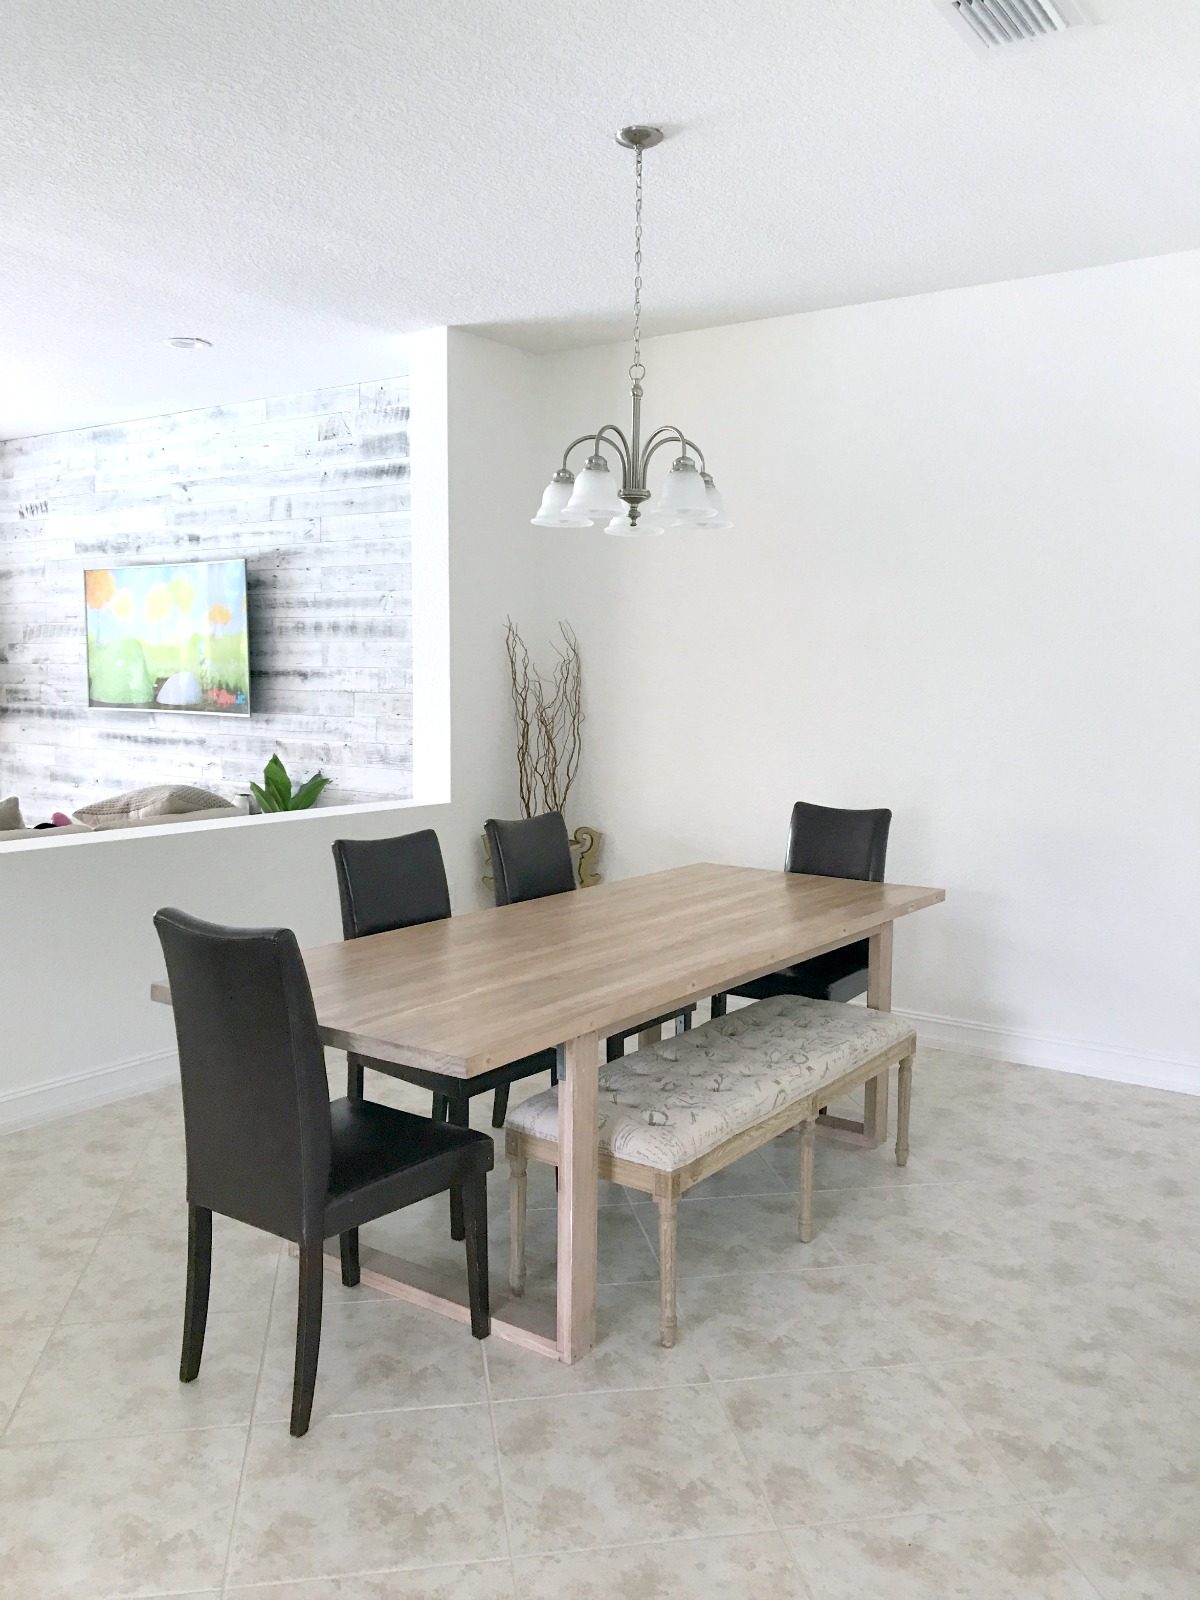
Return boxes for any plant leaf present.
[249,781,281,813]
[263,754,292,806]
[289,772,331,810]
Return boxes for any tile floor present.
[0,1044,1197,1598]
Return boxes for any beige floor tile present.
[855,1255,1121,1365]
[0,1323,52,1433]
[227,1405,507,1585]
[1040,1484,1200,1600]
[484,1280,709,1401]
[254,1296,487,1423]
[226,1563,516,1599]
[931,1351,1200,1499]
[0,1425,246,1599]
[492,1385,772,1555]
[4,1310,267,1444]
[60,1215,282,1325]
[0,1227,101,1329]
[785,1507,1100,1599]
[513,1532,811,1599]
[106,1128,189,1229]
[677,1267,918,1379]
[720,1366,1018,1525]
[806,1181,1016,1267]
[634,1193,842,1277]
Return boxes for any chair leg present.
[710,993,727,1019]
[896,1056,913,1168]
[339,1228,360,1287]
[347,1055,364,1099]
[798,1119,816,1243]
[509,1154,528,1296]
[656,1193,679,1348]
[432,1091,449,1121]
[675,1010,691,1035]
[491,1083,510,1128]
[447,1089,469,1242]
[179,1203,212,1383]
[291,1243,324,1437]
[462,1173,490,1340]
[605,1035,623,1062]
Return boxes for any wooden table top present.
[151,863,944,1078]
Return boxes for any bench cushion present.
[506,995,915,1172]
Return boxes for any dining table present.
[152,861,944,1364]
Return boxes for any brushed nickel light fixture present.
[532,126,729,536]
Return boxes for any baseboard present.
[0,1049,178,1135]
[897,1007,1200,1098]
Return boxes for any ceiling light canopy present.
[532,126,728,537]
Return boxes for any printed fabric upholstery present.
[506,995,914,1172]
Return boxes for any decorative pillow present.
[74,785,234,828]
[0,796,25,830]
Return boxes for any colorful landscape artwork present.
[84,559,251,714]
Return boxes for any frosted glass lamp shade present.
[701,474,731,529]
[649,456,715,523]
[532,472,593,527]
[565,454,625,517]
[604,510,665,537]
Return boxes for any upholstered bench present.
[505,994,916,1347]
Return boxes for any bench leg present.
[896,1056,913,1168]
[798,1119,816,1243]
[509,1153,528,1297]
[656,1194,678,1348]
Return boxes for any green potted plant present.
[250,754,331,813]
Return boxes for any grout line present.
[705,1377,803,1584]
[480,1341,520,1599]
[1023,1499,1109,1600]
[218,1243,283,1598]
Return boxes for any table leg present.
[556,1031,600,1364]
[863,922,894,1146]
[637,1024,663,1050]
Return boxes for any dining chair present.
[483,811,695,1064]
[154,907,492,1437]
[332,830,559,1232]
[710,800,892,1017]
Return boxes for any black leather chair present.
[710,801,892,1017]
[332,830,559,1199]
[154,907,492,1437]
[483,811,695,1062]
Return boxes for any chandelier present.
[531,126,729,536]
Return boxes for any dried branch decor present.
[505,619,583,817]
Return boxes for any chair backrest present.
[784,801,892,882]
[332,829,451,939]
[484,811,576,906]
[153,908,331,1243]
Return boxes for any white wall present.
[530,251,1200,1091]
[0,329,551,1128]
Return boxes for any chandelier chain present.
[630,146,645,385]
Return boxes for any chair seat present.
[506,995,914,1173]
[325,1098,493,1233]
[729,940,869,1004]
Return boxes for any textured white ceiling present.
[2,0,1198,438]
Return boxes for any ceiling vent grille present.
[941,0,1086,47]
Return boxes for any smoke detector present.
[936,0,1091,48]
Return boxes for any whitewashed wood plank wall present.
[0,377,413,818]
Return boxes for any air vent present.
[939,0,1088,48]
